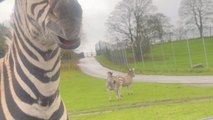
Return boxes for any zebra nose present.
[52,0,82,19]
[48,0,82,40]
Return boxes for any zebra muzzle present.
[46,0,82,49]
[46,20,81,49]
[57,36,80,49]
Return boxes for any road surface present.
[78,57,213,84]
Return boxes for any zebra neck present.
[3,34,62,106]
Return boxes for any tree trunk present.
[199,27,203,39]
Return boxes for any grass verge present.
[73,100,213,120]
[97,37,213,75]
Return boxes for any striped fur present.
[116,69,135,95]
[0,0,82,119]
[106,72,123,101]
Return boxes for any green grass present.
[74,100,213,120]
[97,37,213,75]
[59,70,213,119]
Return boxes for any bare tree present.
[106,0,156,42]
[106,0,173,62]
[147,13,171,40]
[106,0,134,43]
[106,0,156,57]
[179,0,213,39]
[176,27,185,41]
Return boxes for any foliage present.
[0,24,8,58]
[61,50,80,70]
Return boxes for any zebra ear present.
[107,71,113,76]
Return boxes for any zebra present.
[106,72,123,101]
[0,0,82,119]
[116,68,135,95]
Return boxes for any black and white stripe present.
[0,0,82,119]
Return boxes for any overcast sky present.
[0,0,182,52]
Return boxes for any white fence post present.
[201,37,209,68]
[140,40,145,68]
[185,31,193,68]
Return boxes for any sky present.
[0,0,182,53]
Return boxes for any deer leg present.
[127,86,129,95]
[127,86,131,95]
[119,87,123,97]
[115,89,121,101]
[107,89,112,101]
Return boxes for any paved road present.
[78,57,213,84]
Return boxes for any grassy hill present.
[97,37,213,75]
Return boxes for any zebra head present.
[15,0,82,50]
[128,68,135,77]
[47,0,82,49]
